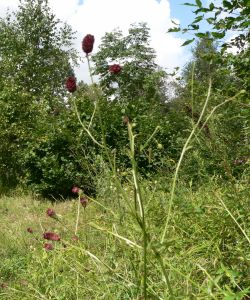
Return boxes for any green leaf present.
[181,38,195,46]
[195,7,210,13]
[190,24,200,30]
[211,31,225,38]
[192,15,204,23]
[182,2,197,6]
[222,0,233,9]
[168,27,181,33]
[209,3,215,10]
[206,17,215,24]
[195,0,202,8]
[171,19,180,26]
[195,32,208,38]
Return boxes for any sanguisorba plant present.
[66,33,155,299]
[64,33,248,299]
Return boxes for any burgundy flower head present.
[65,76,77,93]
[82,34,95,54]
[109,64,122,74]
[80,197,88,208]
[44,243,53,251]
[27,227,33,233]
[46,208,56,218]
[72,235,79,242]
[72,186,80,194]
[0,283,7,289]
[43,232,60,241]
[123,116,130,125]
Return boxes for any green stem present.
[128,122,147,299]
[161,79,212,243]
[74,195,81,235]
[73,99,104,148]
[86,54,94,85]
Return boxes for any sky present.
[0,0,203,83]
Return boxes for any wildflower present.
[19,279,28,286]
[72,186,80,194]
[80,197,88,208]
[82,34,95,54]
[27,227,33,233]
[233,157,247,165]
[123,116,130,125]
[72,235,79,242]
[0,282,7,289]
[46,208,56,218]
[43,232,60,241]
[44,243,53,251]
[109,64,122,74]
[65,76,77,93]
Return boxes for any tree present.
[170,36,249,181]
[92,23,166,103]
[0,0,77,105]
[169,0,250,92]
[0,0,77,190]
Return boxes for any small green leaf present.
[171,19,180,26]
[195,7,210,13]
[211,31,225,38]
[168,27,181,33]
[190,24,199,30]
[209,2,214,10]
[181,38,195,46]
[195,0,202,8]
[206,17,215,24]
[195,32,207,38]
[222,0,233,9]
[182,2,197,7]
[192,15,204,23]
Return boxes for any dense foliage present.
[0,0,76,193]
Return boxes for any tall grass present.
[1,65,249,300]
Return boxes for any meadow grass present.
[0,175,249,299]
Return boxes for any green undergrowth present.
[0,177,249,299]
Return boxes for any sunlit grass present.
[0,178,249,299]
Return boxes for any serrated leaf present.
[181,38,195,46]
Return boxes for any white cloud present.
[1,0,190,83]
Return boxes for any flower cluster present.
[65,34,122,93]
[43,231,61,241]
[65,76,77,93]
[44,243,53,251]
[109,64,122,74]
[46,208,56,218]
[80,197,88,208]
[72,186,89,208]
[82,34,95,54]
[27,227,33,233]
[72,186,80,194]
